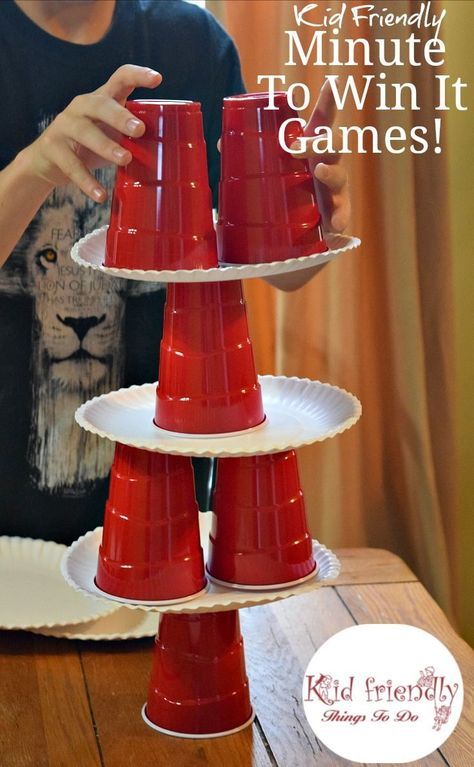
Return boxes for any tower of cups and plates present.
[63,94,361,738]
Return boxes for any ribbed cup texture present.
[155,280,265,434]
[208,450,315,585]
[105,100,218,270]
[146,611,252,735]
[217,91,327,264]
[96,444,206,601]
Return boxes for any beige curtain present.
[209,0,457,618]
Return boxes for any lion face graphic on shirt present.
[0,180,128,493]
[30,193,125,391]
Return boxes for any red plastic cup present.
[143,610,254,737]
[207,450,316,588]
[95,443,206,602]
[217,92,327,264]
[105,100,218,270]
[154,280,265,434]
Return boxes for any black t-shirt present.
[0,0,244,543]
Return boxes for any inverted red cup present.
[105,99,218,270]
[95,443,206,602]
[154,280,265,434]
[143,610,254,737]
[207,450,316,588]
[217,91,327,264]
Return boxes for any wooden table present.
[0,549,472,767]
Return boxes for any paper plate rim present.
[71,226,361,283]
[61,523,341,614]
[29,608,159,641]
[0,535,119,630]
[75,375,362,457]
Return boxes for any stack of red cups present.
[105,99,218,270]
[95,444,206,603]
[154,280,265,435]
[143,610,254,737]
[207,450,316,590]
[217,91,327,264]
[97,93,323,738]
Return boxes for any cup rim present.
[92,576,209,606]
[141,704,255,739]
[223,91,288,107]
[206,562,318,591]
[152,415,267,440]
[129,99,194,105]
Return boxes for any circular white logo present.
[302,624,463,763]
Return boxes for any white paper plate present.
[61,514,341,614]
[31,608,159,641]
[0,536,118,630]
[71,225,360,283]
[75,375,361,457]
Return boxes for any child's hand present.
[291,79,351,234]
[22,64,162,202]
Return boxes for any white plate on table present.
[31,608,159,641]
[0,536,117,630]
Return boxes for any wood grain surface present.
[0,549,471,767]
